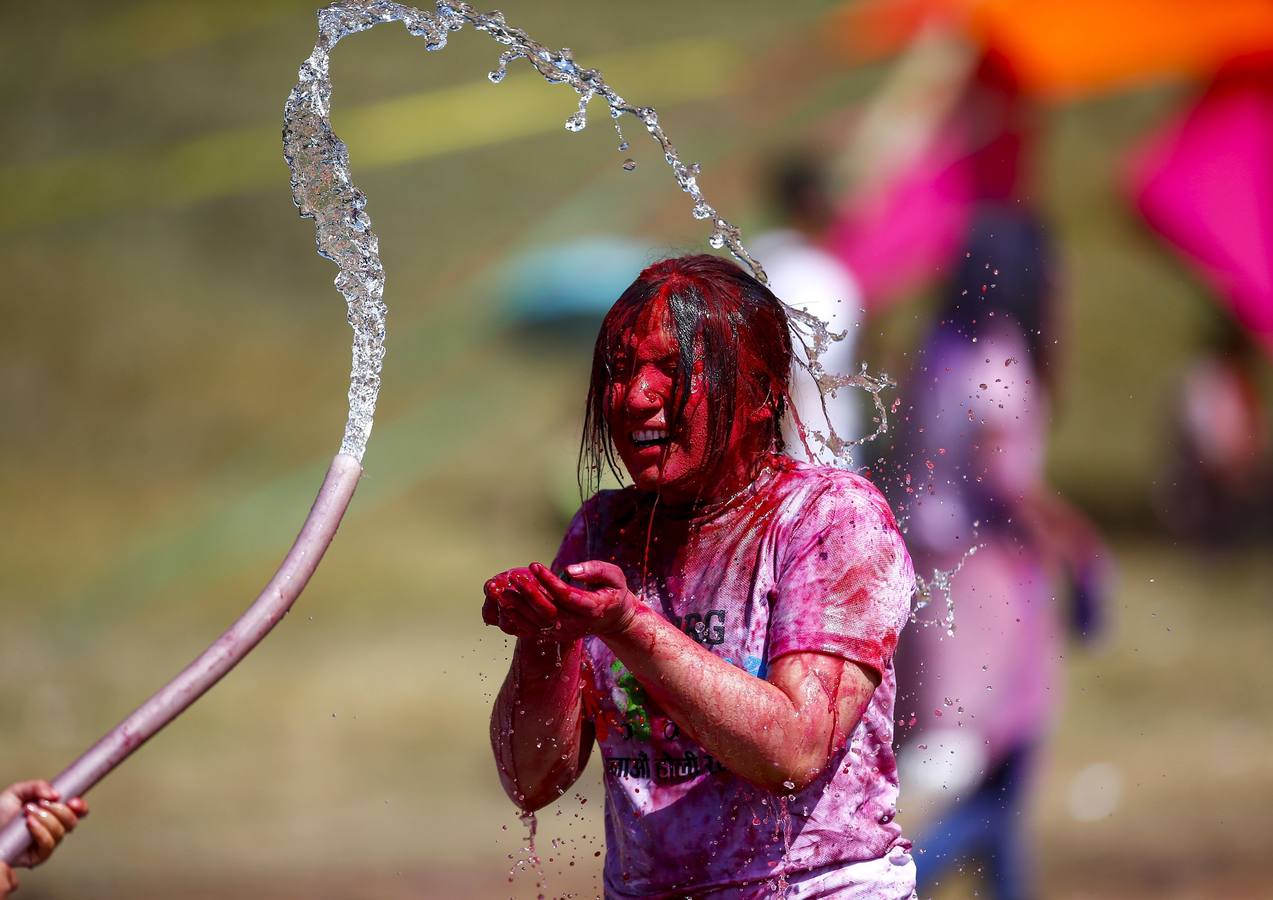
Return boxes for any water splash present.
[283,0,880,465]
[791,360,896,462]
[773,791,795,899]
[516,809,546,897]
[911,544,980,637]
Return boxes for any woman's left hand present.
[529,561,638,640]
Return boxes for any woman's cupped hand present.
[482,561,637,641]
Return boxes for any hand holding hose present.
[0,780,88,897]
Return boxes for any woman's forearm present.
[601,605,840,793]
[490,635,590,811]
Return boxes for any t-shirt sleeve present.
[769,477,915,677]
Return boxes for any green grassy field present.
[2,2,1271,897]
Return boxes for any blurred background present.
[1,1,1270,897]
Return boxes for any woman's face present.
[605,295,766,504]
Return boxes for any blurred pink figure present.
[1159,314,1273,545]
[889,207,1109,899]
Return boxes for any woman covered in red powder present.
[483,255,917,898]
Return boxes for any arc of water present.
[282,1,891,463]
[283,0,778,463]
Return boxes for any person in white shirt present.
[750,154,864,466]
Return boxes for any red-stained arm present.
[532,561,880,794]
[605,605,878,793]
[486,569,595,812]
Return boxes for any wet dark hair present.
[579,254,793,498]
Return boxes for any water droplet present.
[622,158,637,171]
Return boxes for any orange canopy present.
[837,0,1273,99]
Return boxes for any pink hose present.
[0,453,362,864]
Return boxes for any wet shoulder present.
[771,458,902,535]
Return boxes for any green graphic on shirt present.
[610,659,652,741]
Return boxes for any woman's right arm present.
[485,503,597,811]
[489,635,594,812]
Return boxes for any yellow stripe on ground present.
[0,36,742,233]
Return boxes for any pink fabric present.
[553,457,916,898]
[1130,61,1273,355]
[828,131,978,307]
[829,51,1031,311]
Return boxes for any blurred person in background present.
[0,780,87,898]
[1158,310,1273,547]
[889,207,1109,900]
[751,152,864,464]
[482,255,918,898]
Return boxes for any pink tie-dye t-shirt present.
[553,456,917,898]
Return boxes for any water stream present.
[282,0,890,468]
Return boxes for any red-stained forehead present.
[617,292,680,362]
[613,286,770,393]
